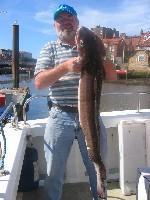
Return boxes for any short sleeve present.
[34,42,55,76]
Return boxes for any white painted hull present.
[1,109,150,199]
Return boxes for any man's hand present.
[35,57,82,89]
[65,57,82,73]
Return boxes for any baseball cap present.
[54,4,77,20]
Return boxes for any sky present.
[0,0,149,58]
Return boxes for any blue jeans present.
[44,106,107,200]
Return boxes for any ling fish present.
[76,26,107,199]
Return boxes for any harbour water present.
[1,74,150,119]
[0,74,49,120]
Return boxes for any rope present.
[0,123,6,170]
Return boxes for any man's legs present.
[43,107,75,200]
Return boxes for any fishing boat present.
[1,91,150,200]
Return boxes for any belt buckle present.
[62,105,78,113]
[52,103,78,113]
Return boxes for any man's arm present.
[34,57,81,89]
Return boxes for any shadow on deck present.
[17,181,136,200]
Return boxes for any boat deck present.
[17,181,136,200]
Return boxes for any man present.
[34,4,107,200]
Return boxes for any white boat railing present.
[1,91,150,199]
[23,95,48,124]
[101,91,150,112]
[22,91,150,124]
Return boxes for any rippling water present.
[1,74,150,119]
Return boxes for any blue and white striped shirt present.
[35,41,80,107]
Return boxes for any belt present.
[52,103,78,113]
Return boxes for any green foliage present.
[118,70,150,79]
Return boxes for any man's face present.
[54,12,79,43]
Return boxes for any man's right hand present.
[35,57,82,89]
[65,57,82,73]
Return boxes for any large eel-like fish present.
[76,26,107,199]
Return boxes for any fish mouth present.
[75,28,85,48]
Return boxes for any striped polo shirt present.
[35,41,80,107]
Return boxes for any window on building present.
[138,55,145,62]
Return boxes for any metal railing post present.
[23,95,48,124]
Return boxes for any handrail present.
[102,92,134,95]
[137,92,150,112]
[101,91,150,112]
[23,95,48,124]
[23,91,150,124]
[101,91,150,96]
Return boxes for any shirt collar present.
[57,40,77,50]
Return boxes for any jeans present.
[44,106,107,200]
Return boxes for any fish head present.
[76,27,91,44]
[75,26,101,55]
[75,26,105,76]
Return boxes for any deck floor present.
[17,181,136,200]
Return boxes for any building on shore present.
[91,26,150,71]
[128,32,150,71]
[0,49,36,74]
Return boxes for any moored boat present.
[1,92,150,199]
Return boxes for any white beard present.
[57,29,76,43]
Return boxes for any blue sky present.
[0,0,149,58]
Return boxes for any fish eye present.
[80,40,84,47]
